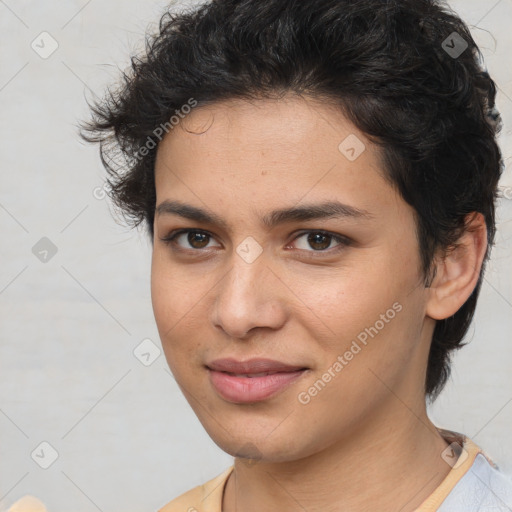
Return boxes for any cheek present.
[150,249,203,326]
[288,266,396,339]
[293,253,422,371]
[150,254,203,365]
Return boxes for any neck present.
[223,398,451,512]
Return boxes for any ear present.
[426,212,488,321]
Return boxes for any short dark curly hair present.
[81,0,503,402]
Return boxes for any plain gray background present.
[0,1,511,511]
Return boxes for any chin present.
[204,424,309,465]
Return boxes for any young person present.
[82,0,512,510]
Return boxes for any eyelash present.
[159,229,351,258]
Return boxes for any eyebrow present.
[155,199,373,230]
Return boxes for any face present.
[151,95,434,463]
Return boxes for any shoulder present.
[158,466,234,512]
[439,453,512,512]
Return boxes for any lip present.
[207,358,306,374]
[206,358,309,403]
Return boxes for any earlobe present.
[426,212,488,321]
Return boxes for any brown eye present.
[185,231,210,249]
[160,229,220,250]
[292,231,349,253]
[306,233,331,250]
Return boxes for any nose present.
[210,247,288,339]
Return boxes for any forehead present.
[153,95,403,226]
[156,95,380,176]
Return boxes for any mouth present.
[205,358,309,403]
[219,371,299,378]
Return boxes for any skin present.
[151,95,488,512]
